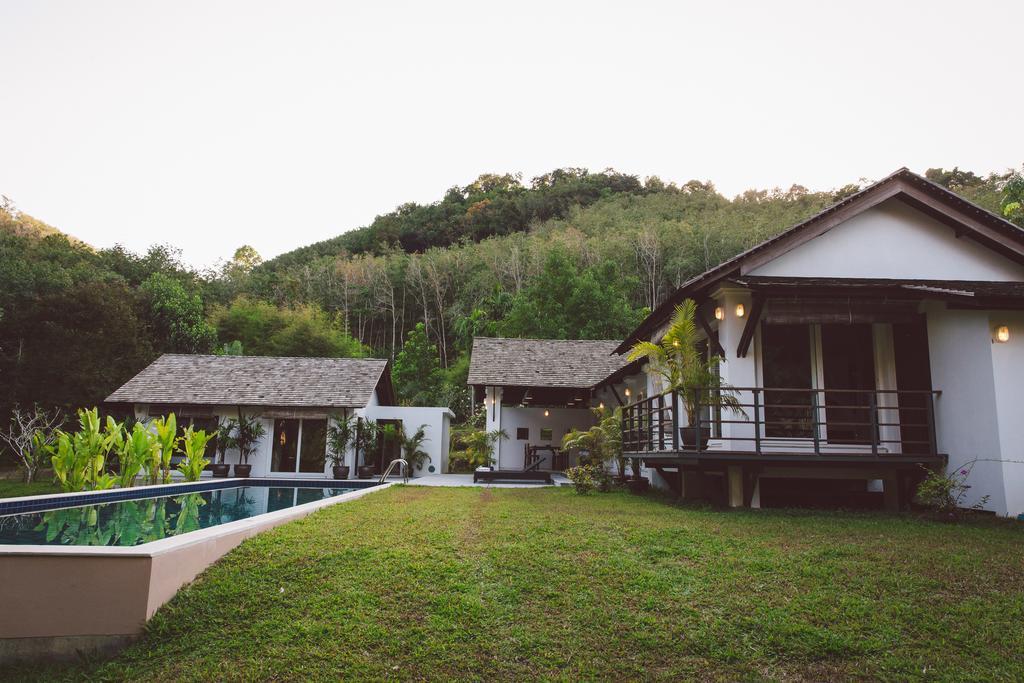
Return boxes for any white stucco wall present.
[750,199,1024,281]
[925,306,1011,515]
[363,405,454,475]
[990,312,1024,517]
[494,406,596,470]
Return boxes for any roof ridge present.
[157,353,388,362]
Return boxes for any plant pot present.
[233,463,252,478]
[627,477,650,493]
[357,465,376,479]
[332,465,350,480]
[680,427,710,450]
[211,463,231,478]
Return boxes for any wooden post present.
[883,472,900,512]
[727,466,744,508]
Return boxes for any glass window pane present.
[761,324,814,438]
[272,419,300,472]
[298,420,327,473]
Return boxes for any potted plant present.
[356,419,379,479]
[627,299,745,449]
[210,418,235,478]
[327,414,354,480]
[399,424,431,477]
[231,411,265,478]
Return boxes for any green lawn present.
[0,478,59,499]
[10,486,1024,682]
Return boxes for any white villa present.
[469,168,1024,517]
[106,354,453,478]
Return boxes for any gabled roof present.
[106,354,394,408]
[616,167,1024,352]
[467,337,632,389]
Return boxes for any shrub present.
[915,462,990,517]
[566,464,613,494]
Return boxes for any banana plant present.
[113,421,156,488]
[149,414,178,484]
[49,431,91,492]
[177,426,214,482]
[48,408,114,492]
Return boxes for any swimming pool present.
[0,482,364,547]
[0,478,391,661]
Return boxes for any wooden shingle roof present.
[467,337,630,389]
[106,354,392,408]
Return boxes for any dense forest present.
[2,166,1022,451]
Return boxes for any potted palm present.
[231,412,266,478]
[356,419,379,479]
[210,418,235,478]
[628,299,745,449]
[399,424,431,477]
[327,414,355,480]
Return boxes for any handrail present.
[379,458,409,484]
[621,386,942,458]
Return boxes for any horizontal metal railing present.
[621,386,940,457]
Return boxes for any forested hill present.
[259,169,655,270]
[1,166,1021,434]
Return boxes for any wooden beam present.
[736,295,764,358]
[697,302,726,357]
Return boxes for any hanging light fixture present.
[672,339,680,347]
[735,303,745,318]
[996,325,1010,343]
[714,306,724,320]
[598,402,605,410]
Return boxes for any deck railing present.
[621,387,940,457]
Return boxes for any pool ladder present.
[379,458,409,484]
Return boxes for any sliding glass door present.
[271,418,327,474]
[760,322,880,445]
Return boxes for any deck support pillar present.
[883,473,901,512]
[727,466,744,508]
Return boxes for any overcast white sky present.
[2,1,1021,268]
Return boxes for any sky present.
[1,1,1021,269]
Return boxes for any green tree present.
[500,250,645,340]
[392,323,443,406]
[140,273,217,353]
[211,298,365,358]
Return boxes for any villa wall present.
[135,394,453,479]
[749,199,1024,281]
[495,406,595,470]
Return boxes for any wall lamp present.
[714,306,724,321]
[995,325,1010,343]
[735,303,746,318]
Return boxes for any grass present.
[9,486,1024,681]
[0,478,59,499]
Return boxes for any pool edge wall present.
[0,481,392,664]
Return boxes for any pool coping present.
[0,479,392,557]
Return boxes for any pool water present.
[0,485,358,547]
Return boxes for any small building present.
[618,168,1024,516]
[106,354,453,478]
[467,337,638,471]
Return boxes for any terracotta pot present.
[332,465,350,480]
[680,427,710,450]
[233,463,252,478]
[357,465,376,479]
[211,463,231,478]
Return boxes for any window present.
[540,428,553,441]
[516,427,529,441]
[271,418,327,473]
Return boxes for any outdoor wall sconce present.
[624,387,631,397]
[995,325,1010,343]
[598,402,605,409]
[714,306,724,320]
[544,409,550,417]
[735,303,746,318]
